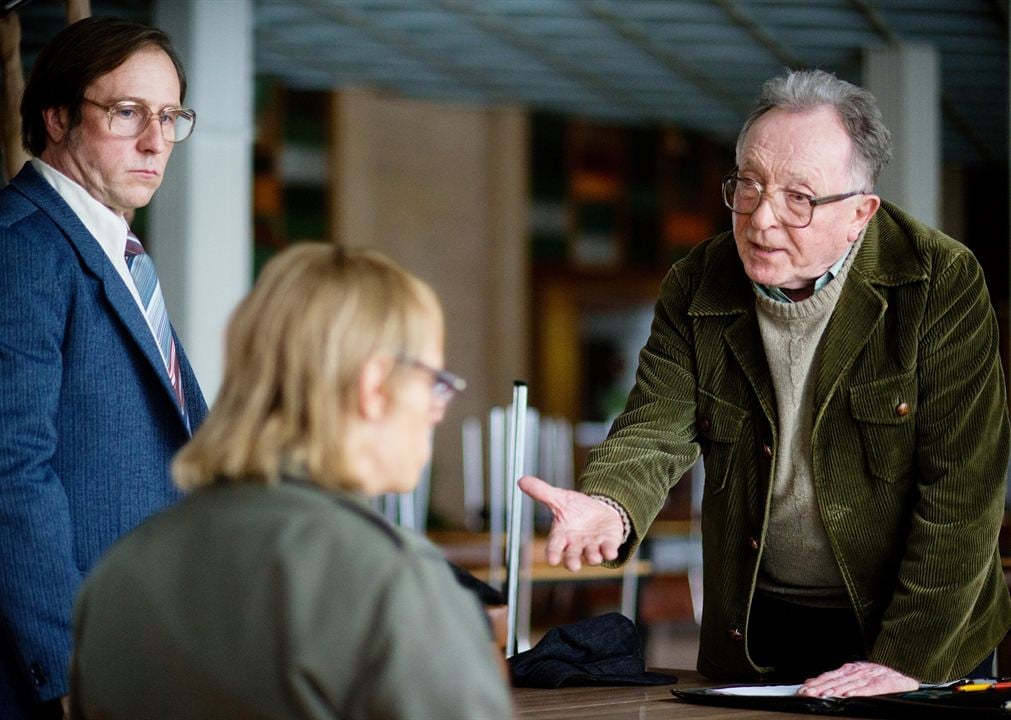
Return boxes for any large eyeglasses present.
[722,171,866,229]
[82,98,197,143]
[397,354,467,407]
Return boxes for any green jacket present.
[581,201,1011,683]
[71,480,511,719]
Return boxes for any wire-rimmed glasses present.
[83,97,197,143]
[396,354,467,407]
[722,171,866,229]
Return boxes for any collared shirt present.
[754,244,854,303]
[32,157,150,321]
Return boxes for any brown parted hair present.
[172,243,441,492]
[21,16,187,156]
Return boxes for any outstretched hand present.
[797,661,918,698]
[518,475,625,572]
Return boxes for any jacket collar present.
[687,231,754,317]
[687,200,927,318]
[685,201,930,421]
[10,162,112,280]
[9,162,191,431]
[850,200,929,287]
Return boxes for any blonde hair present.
[173,244,441,492]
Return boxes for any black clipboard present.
[673,684,1011,718]
[672,687,846,715]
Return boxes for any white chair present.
[465,398,651,654]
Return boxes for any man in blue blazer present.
[0,18,207,718]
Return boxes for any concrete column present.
[863,43,941,227]
[149,0,254,402]
[330,89,529,524]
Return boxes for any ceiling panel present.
[12,0,1008,166]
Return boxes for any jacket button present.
[698,417,712,433]
[761,444,773,459]
[895,402,910,417]
[749,537,759,551]
[28,663,46,687]
[729,628,743,641]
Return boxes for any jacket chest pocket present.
[849,370,917,483]
[696,390,748,494]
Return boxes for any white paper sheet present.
[709,684,804,696]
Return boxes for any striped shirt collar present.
[754,243,855,304]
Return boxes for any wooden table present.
[512,669,804,719]
[430,530,653,583]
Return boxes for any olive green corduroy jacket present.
[581,201,1011,683]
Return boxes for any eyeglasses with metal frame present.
[82,97,197,143]
[396,354,467,406]
[722,170,866,229]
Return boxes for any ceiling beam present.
[432,0,655,118]
[291,0,510,103]
[847,0,897,43]
[577,0,749,117]
[847,0,995,163]
[711,0,805,70]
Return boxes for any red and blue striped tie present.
[124,230,187,425]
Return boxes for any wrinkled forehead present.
[738,107,855,185]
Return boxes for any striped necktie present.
[124,230,187,424]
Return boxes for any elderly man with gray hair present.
[522,68,1011,696]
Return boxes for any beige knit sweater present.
[754,241,861,607]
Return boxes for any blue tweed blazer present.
[0,163,207,717]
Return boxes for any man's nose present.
[137,118,168,152]
[749,193,779,229]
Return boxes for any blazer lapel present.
[812,276,886,419]
[811,205,927,421]
[11,164,188,427]
[724,311,778,425]
[689,236,778,426]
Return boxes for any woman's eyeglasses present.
[396,354,466,406]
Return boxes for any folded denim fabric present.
[509,612,677,688]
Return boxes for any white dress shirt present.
[31,157,153,330]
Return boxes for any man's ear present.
[357,354,391,421]
[42,107,70,145]
[848,193,881,243]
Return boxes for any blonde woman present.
[69,245,511,719]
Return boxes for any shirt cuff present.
[590,494,631,544]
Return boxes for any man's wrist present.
[589,494,631,543]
